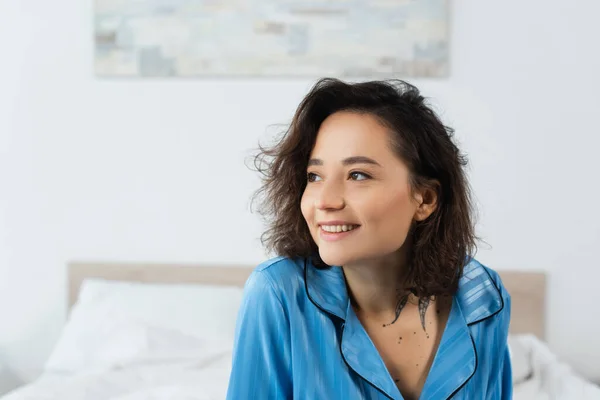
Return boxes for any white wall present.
[1,0,599,382]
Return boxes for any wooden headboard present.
[498,271,546,339]
[68,262,547,339]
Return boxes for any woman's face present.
[301,111,433,267]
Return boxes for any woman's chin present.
[318,250,356,267]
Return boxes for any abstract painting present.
[94,0,449,78]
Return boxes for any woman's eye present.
[307,172,321,182]
[349,171,370,181]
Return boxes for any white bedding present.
[1,354,232,400]
[512,334,600,400]
[0,278,240,400]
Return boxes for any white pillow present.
[45,279,243,374]
[508,334,533,384]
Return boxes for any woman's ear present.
[413,182,439,222]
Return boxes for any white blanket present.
[0,351,232,400]
[512,334,600,400]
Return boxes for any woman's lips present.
[318,225,360,242]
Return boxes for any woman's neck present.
[342,249,410,318]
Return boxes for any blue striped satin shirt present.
[226,256,512,399]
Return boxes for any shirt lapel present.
[419,259,504,399]
[341,301,403,400]
[304,259,348,320]
[418,296,476,399]
[305,260,402,398]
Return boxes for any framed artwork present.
[94,0,449,78]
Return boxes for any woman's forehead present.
[310,112,397,162]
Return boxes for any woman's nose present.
[315,183,345,210]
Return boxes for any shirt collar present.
[304,257,503,399]
[304,259,349,320]
[304,257,503,325]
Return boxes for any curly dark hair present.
[251,78,477,297]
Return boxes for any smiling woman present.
[227,79,512,400]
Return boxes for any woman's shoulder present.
[253,255,305,279]
[251,256,306,287]
[458,258,511,324]
[462,257,510,297]
[243,256,306,302]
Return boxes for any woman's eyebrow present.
[342,156,381,166]
[307,156,381,167]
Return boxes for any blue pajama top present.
[226,256,512,399]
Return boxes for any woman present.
[226,79,512,400]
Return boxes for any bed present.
[1,261,598,399]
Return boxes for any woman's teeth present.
[320,225,358,233]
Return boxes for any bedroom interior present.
[1,0,599,398]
